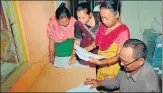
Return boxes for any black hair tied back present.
[59,2,66,8]
[100,0,121,13]
[77,2,91,15]
[56,2,71,19]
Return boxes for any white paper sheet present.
[74,45,107,61]
[54,56,89,68]
[66,83,99,92]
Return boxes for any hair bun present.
[59,2,66,8]
[84,2,91,7]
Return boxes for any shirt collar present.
[126,62,147,82]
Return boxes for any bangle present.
[107,62,110,66]
[107,59,111,66]
[48,54,54,57]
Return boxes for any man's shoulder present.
[142,62,159,79]
[141,62,161,90]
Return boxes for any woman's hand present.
[69,48,77,65]
[49,39,55,64]
[74,44,78,49]
[69,55,76,66]
[49,55,54,64]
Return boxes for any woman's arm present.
[69,38,81,65]
[89,43,123,66]
[98,45,122,66]
[49,39,55,64]
[100,54,119,66]
[102,30,130,65]
[89,54,119,66]
[89,30,130,66]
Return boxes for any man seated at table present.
[84,39,162,92]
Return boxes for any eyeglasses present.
[119,57,139,67]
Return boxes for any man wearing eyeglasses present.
[84,39,162,92]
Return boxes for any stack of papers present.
[75,46,106,61]
[66,83,99,92]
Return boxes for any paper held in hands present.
[74,45,107,61]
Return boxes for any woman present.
[47,3,76,64]
[69,2,101,67]
[84,0,130,92]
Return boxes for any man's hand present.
[84,78,102,89]
[84,78,94,85]
[69,55,76,66]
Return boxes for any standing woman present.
[47,3,76,64]
[69,2,101,67]
[86,0,130,92]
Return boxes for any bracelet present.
[107,62,110,66]
[107,59,111,66]
[48,54,54,57]
[49,56,53,58]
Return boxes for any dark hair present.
[77,2,91,15]
[100,0,121,13]
[56,2,71,19]
[123,39,147,59]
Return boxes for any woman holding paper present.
[69,2,101,66]
[47,3,76,64]
[76,1,130,92]
[91,1,130,92]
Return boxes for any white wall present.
[121,1,162,40]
